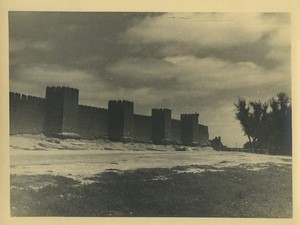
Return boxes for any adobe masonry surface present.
[9,86,209,145]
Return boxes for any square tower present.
[108,100,134,141]
[151,108,172,144]
[199,124,209,144]
[181,113,200,145]
[43,86,79,136]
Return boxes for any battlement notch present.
[10,92,45,104]
[78,104,108,114]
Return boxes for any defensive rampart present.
[78,104,108,139]
[10,92,46,134]
[133,114,152,142]
[9,86,209,145]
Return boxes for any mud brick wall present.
[43,87,64,134]
[9,92,46,134]
[108,100,134,140]
[10,86,209,145]
[199,124,209,144]
[171,119,181,142]
[62,87,79,134]
[151,109,172,143]
[43,86,79,135]
[78,105,108,139]
[133,114,152,142]
[181,113,200,145]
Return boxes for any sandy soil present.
[10,134,292,183]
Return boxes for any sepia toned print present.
[9,12,292,217]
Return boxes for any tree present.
[234,93,292,155]
[234,98,267,152]
[268,92,292,155]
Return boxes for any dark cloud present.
[9,12,291,147]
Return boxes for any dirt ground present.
[10,134,293,217]
[10,134,291,184]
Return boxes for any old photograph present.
[9,12,292,217]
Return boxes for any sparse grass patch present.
[10,164,292,217]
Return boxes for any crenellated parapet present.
[46,86,79,94]
[78,104,108,114]
[152,108,171,113]
[134,113,151,119]
[10,86,209,145]
[10,92,46,104]
[108,100,133,105]
[180,113,199,119]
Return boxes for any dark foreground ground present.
[10,163,292,217]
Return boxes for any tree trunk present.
[247,136,253,153]
[253,137,258,153]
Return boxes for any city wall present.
[171,119,181,142]
[78,104,108,139]
[133,114,152,142]
[9,86,209,145]
[10,92,46,134]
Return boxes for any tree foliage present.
[235,92,292,155]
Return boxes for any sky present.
[9,12,291,147]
